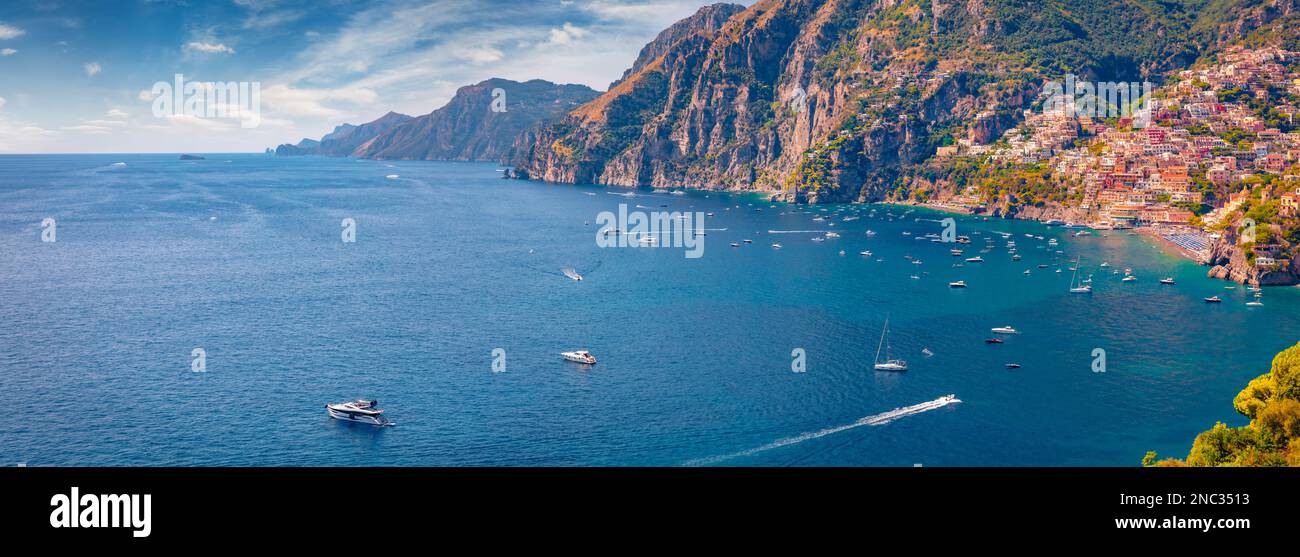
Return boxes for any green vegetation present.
[1146,341,1300,466]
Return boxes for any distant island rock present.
[179,154,205,160]
[270,78,597,163]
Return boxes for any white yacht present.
[1069,257,1092,293]
[991,326,1019,334]
[561,350,597,365]
[326,400,394,426]
[949,280,967,288]
[872,318,908,372]
[965,256,984,263]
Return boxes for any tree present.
[1159,341,1300,466]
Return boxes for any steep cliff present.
[512,0,1297,201]
[352,78,599,161]
[274,112,413,156]
[610,3,747,88]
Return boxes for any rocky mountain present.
[511,0,1299,202]
[352,78,599,161]
[275,111,413,156]
[609,2,747,88]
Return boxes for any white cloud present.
[259,84,379,118]
[62,124,112,134]
[1,48,15,56]
[546,23,590,46]
[242,10,305,30]
[107,108,129,119]
[455,45,504,65]
[184,41,236,54]
[84,62,101,76]
[138,89,156,101]
[84,119,127,127]
[0,97,5,110]
[0,23,24,40]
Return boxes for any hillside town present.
[934,46,1300,274]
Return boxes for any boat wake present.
[683,395,961,466]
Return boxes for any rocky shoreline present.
[893,197,1300,287]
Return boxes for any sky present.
[0,0,747,153]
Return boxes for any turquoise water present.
[2,154,1297,466]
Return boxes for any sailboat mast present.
[875,318,888,363]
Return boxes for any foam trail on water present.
[684,395,960,466]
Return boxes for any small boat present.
[730,243,740,248]
[991,326,1019,334]
[965,256,984,263]
[1005,363,1021,369]
[866,230,877,237]
[1069,257,1092,293]
[772,243,782,249]
[326,399,394,426]
[949,280,967,288]
[561,350,597,365]
[743,239,753,244]
[1204,296,1222,303]
[984,338,1004,344]
[950,249,963,256]
[1159,277,1175,285]
[825,231,840,238]
[1122,275,1137,282]
[860,250,872,256]
[1038,264,1049,269]
[872,317,908,372]
[1012,254,1021,260]
[921,348,934,357]
[638,236,658,246]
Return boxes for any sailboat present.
[1069,257,1092,293]
[873,317,908,372]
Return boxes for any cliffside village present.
[933,46,1300,267]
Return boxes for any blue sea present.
[2,154,1297,466]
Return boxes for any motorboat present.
[1159,277,1175,285]
[561,350,597,365]
[326,400,394,426]
[984,338,1004,344]
[1005,363,1022,369]
[991,326,1019,334]
[1204,296,1222,303]
[965,256,984,263]
[949,280,967,288]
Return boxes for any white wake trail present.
[684,395,961,466]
